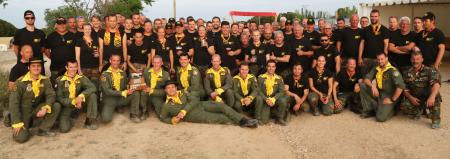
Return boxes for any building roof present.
[360,0,450,7]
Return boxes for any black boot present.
[84,118,98,130]
[239,118,258,128]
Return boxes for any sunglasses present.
[25,17,35,20]
[320,39,329,42]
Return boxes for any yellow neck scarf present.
[104,27,122,47]
[165,91,183,104]
[149,68,163,93]
[106,67,123,91]
[207,67,225,88]
[60,72,83,99]
[21,72,47,97]
[234,74,254,96]
[179,64,192,90]
[375,62,395,89]
[261,73,279,96]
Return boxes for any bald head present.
[20,45,33,61]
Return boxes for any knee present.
[102,115,113,123]
[52,102,62,114]
[308,94,319,105]
[376,115,388,122]
[59,126,71,133]
[13,130,31,143]
[88,93,97,101]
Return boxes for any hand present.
[371,86,379,97]
[294,95,301,103]
[358,58,364,66]
[75,96,83,109]
[98,65,103,72]
[335,99,343,108]
[12,127,22,136]
[36,108,47,118]
[297,51,303,56]
[321,96,329,104]
[408,96,421,106]
[176,112,185,119]
[269,55,276,60]
[266,99,274,107]
[127,89,135,95]
[426,97,436,108]
[170,68,175,74]
[433,63,439,70]
[382,97,393,105]
[121,63,127,70]
[250,57,257,63]
[354,84,360,93]
[210,92,218,99]
[293,103,301,111]
[243,97,252,106]
[8,82,15,91]
[127,40,132,45]
[177,50,183,56]
[78,68,83,75]
[227,51,235,56]
[171,117,180,124]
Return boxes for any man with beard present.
[213,21,241,72]
[207,16,221,39]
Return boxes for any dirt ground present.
[0,50,449,159]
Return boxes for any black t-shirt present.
[239,44,251,61]
[308,69,333,94]
[361,24,389,59]
[207,31,221,40]
[143,33,157,48]
[13,28,46,60]
[269,43,291,73]
[75,35,100,68]
[192,37,214,66]
[388,31,417,68]
[128,42,151,64]
[99,30,125,60]
[213,34,240,70]
[247,43,270,66]
[92,28,104,41]
[303,30,321,46]
[131,27,144,35]
[169,34,194,66]
[289,37,313,71]
[285,74,309,97]
[152,38,174,65]
[46,31,76,71]
[416,28,446,66]
[314,45,340,73]
[337,27,362,59]
[336,70,362,92]
[283,32,294,43]
[9,61,28,82]
[184,30,198,40]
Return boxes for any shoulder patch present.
[101,75,107,82]
[393,71,400,77]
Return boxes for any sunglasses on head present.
[25,17,35,20]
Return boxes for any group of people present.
[2,9,446,143]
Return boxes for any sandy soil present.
[0,51,449,159]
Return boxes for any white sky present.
[0,0,372,28]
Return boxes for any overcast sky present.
[0,0,372,28]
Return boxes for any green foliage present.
[336,6,358,19]
[43,5,87,34]
[0,18,17,36]
[101,0,145,18]
[0,0,7,7]
[248,8,331,24]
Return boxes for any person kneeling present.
[232,63,263,118]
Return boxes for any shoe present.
[139,113,149,121]
[239,119,258,128]
[37,129,56,137]
[116,107,125,113]
[130,115,141,123]
[276,119,287,126]
[84,118,98,130]
[431,123,440,129]
[3,113,11,127]
[360,112,374,118]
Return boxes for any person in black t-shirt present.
[322,23,338,47]
[290,26,314,71]
[388,16,417,72]
[332,58,362,114]
[303,18,321,50]
[283,20,294,43]
[45,17,77,85]
[336,15,362,65]
[214,21,241,72]
[127,32,151,73]
[184,19,198,39]
[416,12,446,69]
[308,55,337,116]
[285,63,310,115]
[238,33,250,66]
[151,27,174,73]
[359,9,389,74]
[268,31,291,78]
[207,16,221,39]
[192,26,215,75]
[142,20,157,48]
[90,15,104,42]
[388,16,400,36]
[123,19,135,46]
[75,24,100,85]
[313,34,341,74]
[99,15,127,70]
[246,30,269,76]
[261,28,274,45]
[13,10,46,64]
[169,21,194,67]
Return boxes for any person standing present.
[415,12,446,69]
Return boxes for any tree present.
[336,6,358,19]
[0,0,7,7]
[0,18,16,36]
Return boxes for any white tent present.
[359,0,450,36]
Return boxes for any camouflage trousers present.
[401,97,441,125]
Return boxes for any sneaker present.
[239,119,258,128]
[130,115,141,123]
[276,119,287,126]
[139,113,149,121]
[431,123,440,129]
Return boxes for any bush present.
[0,19,17,37]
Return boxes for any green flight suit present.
[232,74,263,117]
[176,64,205,100]
[401,65,441,125]
[140,68,170,116]
[360,64,405,122]
[204,67,235,106]
[257,73,288,124]
[55,74,97,133]
[9,73,61,143]
[100,68,140,123]
[160,91,244,125]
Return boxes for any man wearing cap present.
[13,10,46,68]
[100,54,141,123]
[176,53,205,100]
[416,12,446,69]
[169,21,194,66]
[359,52,405,121]
[303,18,321,50]
[55,60,98,132]
[204,54,235,106]
[282,20,294,42]
[214,21,241,72]
[45,17,77,85]
[358,9,389,74]
[140,55,171,118]
[160,80,258,128]
[165,23,175,38]
[9,57,61,143]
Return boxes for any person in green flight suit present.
[232,62,263,118]
[176,53,205,100]
[204,54,235,106]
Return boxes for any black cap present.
[165,24,173,29]
[56,17,66,25]
[307,18,315,25]
[422,12,436,21]
[168,18,176,23]
[27,57,46,65]
[164,80,178,88]
[286,20,292,25]
[175,21,183,27]
[24,10,35,17]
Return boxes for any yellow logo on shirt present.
[141,49,147,54]
[355,36,360,39]
[33,38,41,43]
